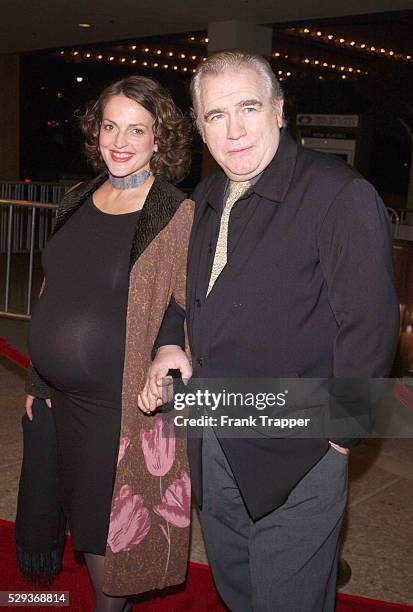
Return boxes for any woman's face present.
[99,94,156,177]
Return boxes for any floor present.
[0,317,412,606]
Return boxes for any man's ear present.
[275,100,284,129]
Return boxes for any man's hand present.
[25,394,52,421]
[329,441,350,456]
[138,345,192,414]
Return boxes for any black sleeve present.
[25,364,51,399]
[318,178,400,447]
[152,295,186,358]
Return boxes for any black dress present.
[28,196,140,554]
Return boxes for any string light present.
[287,26,412,62]
[55,33,377,80]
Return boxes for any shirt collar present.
[206,129,298,211]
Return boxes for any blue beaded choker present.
[109,169,151,190]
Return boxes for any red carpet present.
[0,521,412,611]
[0,337,30,369]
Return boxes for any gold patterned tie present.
[207,180,251,296]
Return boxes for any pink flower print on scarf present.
[117,436,130,464]
[153,471,191,529]
[107,484,151,553]
[140,415,176,477]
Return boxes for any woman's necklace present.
[109,169,151,190]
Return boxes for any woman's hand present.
[329,441,350,455]
[25,394,51,421]
[138,345,192,414]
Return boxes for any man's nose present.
[227,114,246,140]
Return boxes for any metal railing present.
[0,180,69,205]
[0,199,57,319]
[389,208,413,226]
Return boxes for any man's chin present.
[222,161,259,180]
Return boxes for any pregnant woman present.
[22,75,193,611]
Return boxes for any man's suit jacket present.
[158,131,399,520]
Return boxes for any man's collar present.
[206,129,298,211]
[253,129,297,203]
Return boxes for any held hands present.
[25,394,51,421]
[138,345,192,414]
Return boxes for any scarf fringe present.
[16,545,63,586]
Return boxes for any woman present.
[22,75,194,610]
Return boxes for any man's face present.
[198,66,284,181]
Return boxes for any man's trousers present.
[199,428,348,612]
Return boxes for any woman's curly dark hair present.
[80,75,192,184]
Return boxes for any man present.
[138,51,399,611]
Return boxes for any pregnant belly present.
[29,301,125,395]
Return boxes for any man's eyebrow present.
[203,99,263,121]
[204,108,226,121]
[237,99,263,108]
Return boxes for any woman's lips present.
[110,151,134,163]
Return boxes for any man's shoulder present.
[291,144,368,211]
[296,144,360,185]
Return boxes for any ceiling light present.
[78,23,92,28]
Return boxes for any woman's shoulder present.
[153,176,194,216]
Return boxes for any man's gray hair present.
[190,50,284,132]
